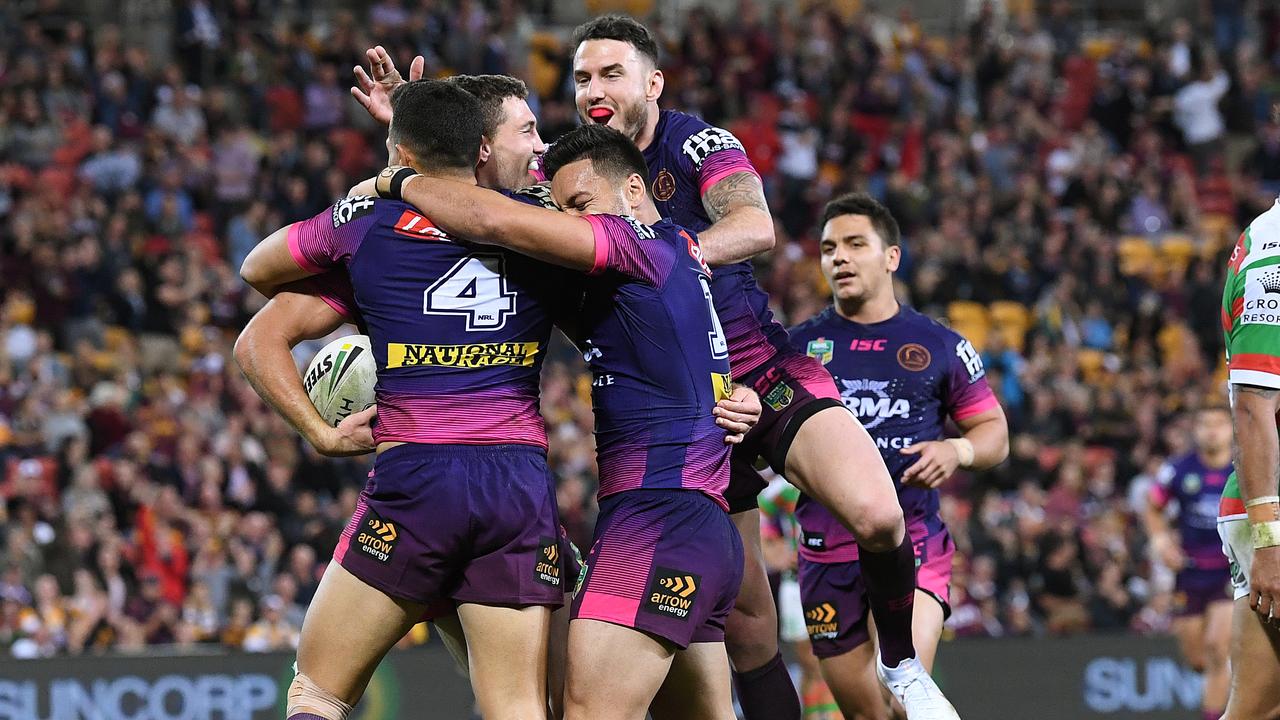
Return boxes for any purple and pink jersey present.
[580,214,733,509]
[285,193,577,448]
[642,110,792,378]
[1150,453,1232,572]
[787,306,998,562]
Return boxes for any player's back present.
[1155,453,1231,570]
[289,194,574,448]
[578,214,733,507]
[643,109,792,378]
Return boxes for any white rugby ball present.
[303,335,376,426]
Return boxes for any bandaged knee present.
[287,672,354,720]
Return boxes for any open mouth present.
[834,271,857,281]
[587,107,614,124]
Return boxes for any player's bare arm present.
[234,289,375,457]
[900,405,1009,489]
[240,224,315,297]
[386,170,597,271]
[696,170,775,267]
[1141,484,1186,571]
[1232,383,1280,621]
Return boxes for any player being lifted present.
[1218,193,1280,719]
[787,194,1007,718]
[1143,406,1233,720]
[567,15,952,717]
[373,121,752,719]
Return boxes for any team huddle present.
[234,15,1015,720]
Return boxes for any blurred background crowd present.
[1,0,1279,657]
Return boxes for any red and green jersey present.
[1220,199,1280,519]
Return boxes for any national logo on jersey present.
[955,339,985,381]
[897,343,932,372]
[332,195,376,228]
[385,341,539,368]
[356,507,399,564]
[807,338,834,365]
[653,169,676,201]
[534,536,562,588]
[839,378,910,429]
[1243,266,1280,325]
[642,567,701,620]
[804,602,838,641]
[392,209,449,240]
[681,127,745,169]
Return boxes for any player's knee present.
[286,672,354,720]
[850,505,905,552]
[725,610,779,668]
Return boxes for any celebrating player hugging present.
[234,14,999,720]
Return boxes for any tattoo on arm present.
[702,172,769,222]
[1236,385,1280,400]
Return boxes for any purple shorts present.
[797,520,955,659]
[726,351,843,513]
[334,443,564,609]
[572,489,744,648]
[1173,566,1231,617]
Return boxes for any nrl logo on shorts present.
[805,602,838,640]
[356,508,398,564]
[763,382,794,411]
[642,567,701,620]
[806,338,834,365]
[534,536,562,588]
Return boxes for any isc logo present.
[851,339,887,351]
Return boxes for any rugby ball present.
[303,335,376,426]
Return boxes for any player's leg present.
[290,562,424,719]
[799,556,889,720]
[648,641,737,720]
[1173,599,1209,673]
[1204,599,1233,719]
[563,619,676,720]
[457,602,552,719]
[726,507,801,719]
[911,525,956,673]
[548,596,572,719]
[1222,597,1280,719]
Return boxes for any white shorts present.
[1218,517,1251,601]
[777,576,807,644]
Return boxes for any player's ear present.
[646,69,664,103]
[624,172,646,210]
[477,135,493,165]
[394,143,416,169]
[885,243,901,272]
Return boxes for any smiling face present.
[820,213,900,307]
[481,96,546,190]
[572,39,661,142]
[549,158,645,217]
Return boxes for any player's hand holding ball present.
[899,440,962,489]
[310,405,378,457]
[715,385,761,445]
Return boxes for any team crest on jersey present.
[807,338,834,365]
[652,169,676,201]
[332,195,376,228]
[804,602,838,641]
[897,343,932,372]
[534,536,562,588]
[1182,473,1202,494]
[642,567,701,620]
[764,382,794,411]
[355,507,398,564]
[681,127,745,169]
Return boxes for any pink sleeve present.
[698,150,761,196]
[286,197,379,273]
[583,214,677,286]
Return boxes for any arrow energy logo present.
[805,602,839,640]
[356,508,399,564]
[535,536,562,588]
[643,567,702,620]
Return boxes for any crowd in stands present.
[1,0,1279,657]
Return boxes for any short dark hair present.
[542,123,649,184]
[821,193,901,248]
[389,80,482,171]
[447,75,529,137]
[571,14,659,66]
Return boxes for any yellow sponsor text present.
[386,342,540,368]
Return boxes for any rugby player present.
[241,81,574,720]
[1143,406,1233,720]
[786,193,1007,718]
[373,121,749,719]
[569,16,947,717]
[1218,195,1280,719]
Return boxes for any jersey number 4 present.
[424,254,516,331]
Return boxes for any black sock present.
[859,533,918,667]
[733,651,801,720]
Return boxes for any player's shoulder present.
[505,184,559,210]
[897,306,964,348]
[1236,200,1280,271]
[660,109,745,166]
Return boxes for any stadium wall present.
[0,635,1203,719]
